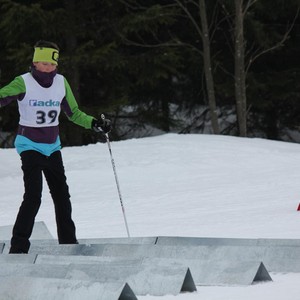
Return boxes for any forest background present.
[0,0,300,147]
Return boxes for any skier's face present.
[33,62,57,73]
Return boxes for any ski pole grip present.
[100,113,109,138]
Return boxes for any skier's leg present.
[43,150,77,244]
[10,151,43,253]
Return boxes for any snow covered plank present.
[0,263,69,279]
[156,236,300,247]
[141,258,272,285]
[36,254,271,285]
[29,243,106,256]
[0,277,137,300]
[20,236,156,248]
[29,243,300,272]
[78,237,157,245]
[35,254,143,265]
[0,262,196,296]
[66,263,196,296]
[98,244,300,273]
[0,253,37,264]
[28,237,156,255]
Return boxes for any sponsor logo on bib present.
[29,99,60,107]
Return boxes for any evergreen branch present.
[246,6,300,74]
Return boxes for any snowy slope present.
[1,133,300,299]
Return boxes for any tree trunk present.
[199,0,220,134]
[234,0,247,137]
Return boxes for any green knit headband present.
[33,47,59,65]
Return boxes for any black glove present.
[92,118,112,134]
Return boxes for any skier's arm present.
[61,77,94,129]
[0,76,26,107]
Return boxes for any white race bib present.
[18,73,65,127]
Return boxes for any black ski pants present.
[10,150,77,253]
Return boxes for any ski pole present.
[100,114,131,238]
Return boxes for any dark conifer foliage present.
[0,0,299,146]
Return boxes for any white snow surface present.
[1,133,300,299]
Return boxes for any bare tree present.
[224,0,299,137]
[234,0,252,137]
[119,0,221,134]
[174,0,220,134]
[198,0,219,134]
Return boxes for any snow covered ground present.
[1,133,300,299]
